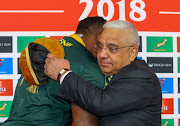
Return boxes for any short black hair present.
[76,16,106,34]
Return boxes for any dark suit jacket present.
[58,59,162,126]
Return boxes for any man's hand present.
[44,53,70,80]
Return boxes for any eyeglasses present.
[94,44,134,54]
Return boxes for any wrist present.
[57,69,69,83]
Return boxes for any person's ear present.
[129,46,138,62]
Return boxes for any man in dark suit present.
[44,20,162,126]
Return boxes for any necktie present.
[105,76,111,86]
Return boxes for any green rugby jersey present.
[3,34,105,126]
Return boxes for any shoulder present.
[64,47,98,73]
[59,36,74,47]
[115,59,157,80]
[83,62,103,74]
[75,62,105,89]
[76,61,104,77]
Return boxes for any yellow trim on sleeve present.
[25,44,40,85]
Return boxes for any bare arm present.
[72,103,98,126]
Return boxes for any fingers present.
[44,54,71,80]
[45,53,56,66]
[44,57,51,74]
[47,53,55,59]
[45,57,50,64]
[44,61,48,75]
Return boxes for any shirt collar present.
[106,75,113,79]
[69,34,86,47]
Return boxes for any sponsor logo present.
[0,79,13,96]
[0,103,7,111]
[153,38,167,49]
[159,78,173,94]
[0,58,13,74]
[59,39,73,47]
[17,36,45,53]
[147,37,173,52]
[138,36,142,52]
[178,57,180,73]
[147,57,173,73]
[0,101,12,117]
[0,59,4,66]
[161,98,174,114]
[148,63,172,67]
[177,37,180,52]
[161,119,174,126]
[50,36,64,40]
[0,36,12,53]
